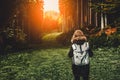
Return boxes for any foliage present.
[90,0,120,26]
[0,27,27,53]
[81,24,101,35]
[91,46,120,80]
[0,0,44,43]
[4,27,26,41]
[0,48,73,80]
[0,46,120,80]
[41,32,63,48]
[56,30,74,46]
[89,32,120,48]
[90,0,120,13]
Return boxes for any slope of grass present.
[41,32,63,48]
[42,32,62,42]
[0,46,120,80]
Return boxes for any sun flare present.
[44,0,59,13]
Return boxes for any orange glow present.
[42,11,62,32]
[105,28,117,35]
[44,0,59,13]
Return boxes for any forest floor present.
[0,32,120,80]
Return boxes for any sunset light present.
[44,0,59,12]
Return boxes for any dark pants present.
[72,64,90,80]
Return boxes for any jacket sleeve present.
[68,46,73,58]
[88,48,93,57]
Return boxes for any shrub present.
[56,30,74,46]
[0,28,27,53]
[89,32,120,48]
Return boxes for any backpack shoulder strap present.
[85,42,89,49]
[72,44,77,50]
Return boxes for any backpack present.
[72,42,89,66]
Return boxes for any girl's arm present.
[88,48,93,57]
[68,46,73,58]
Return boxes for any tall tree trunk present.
[101,13,104,30]
[101,13,108,30]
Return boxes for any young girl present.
[68,30,93,80]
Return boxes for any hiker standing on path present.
[68,29,93,80]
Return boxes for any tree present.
[90,0,120,30]
[59,0,77,32]
[0,0,44,49]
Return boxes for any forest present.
[0,0,120,53]
[0,0,120,80]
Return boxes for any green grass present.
[42,32,62,42]
[0,46,120,80]
[41,32,63,48]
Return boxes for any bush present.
[1,28,27,52]
[89,32,120,48]
[56,30,74,46]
